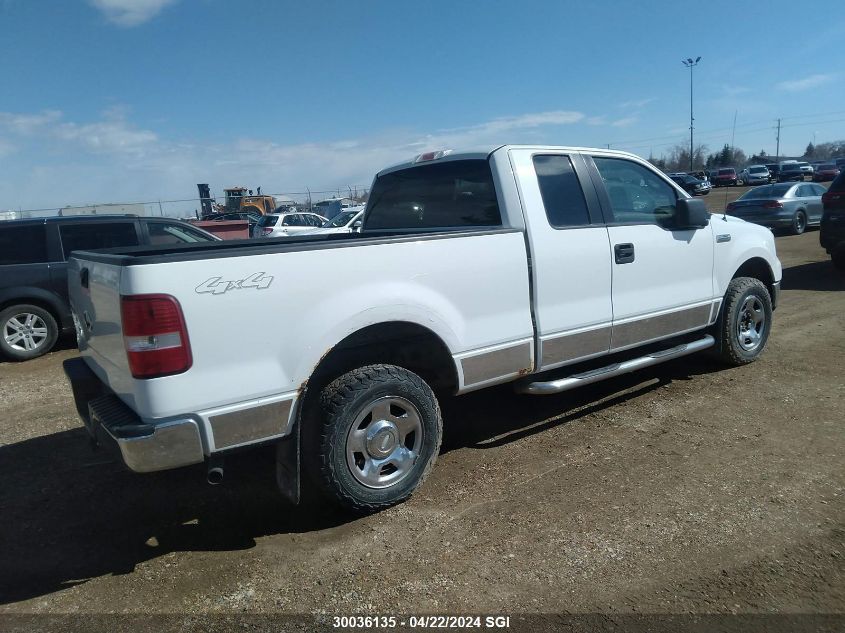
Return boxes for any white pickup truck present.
[64,145,782,512]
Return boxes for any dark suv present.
[820,171,845,270]
[778,163,804,182]
[0,215,218,361]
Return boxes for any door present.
[587,155,715,352]
[509,149,613,371]
[799,184,825,223]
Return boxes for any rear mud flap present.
[275,420,300,505]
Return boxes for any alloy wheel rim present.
[736,296,765,351]
[346,396,423,489]
[3,313,49,352]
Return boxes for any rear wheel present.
[0,304,59,361]
[712,277,772,366]
[306,364,442,513]
[791,210,807,235]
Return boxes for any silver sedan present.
[725,182,826,235]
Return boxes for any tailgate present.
[68,256,131,389]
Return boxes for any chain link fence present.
[0,185,371,221]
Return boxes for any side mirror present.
[351,220,363,231]
[675,197,709,229]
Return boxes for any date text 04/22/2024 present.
[332,615,511,629]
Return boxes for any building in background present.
[59,203,147,217]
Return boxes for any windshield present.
[325,210,358,228]
[749,166,766,173]
[782,164,800,171]
[740,184,791,199]
[718,168,735,175]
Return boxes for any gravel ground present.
[0,222,842,625]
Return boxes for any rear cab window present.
[0,224,48,265]
[364,159,501,231]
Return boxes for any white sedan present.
[256,212,329,238]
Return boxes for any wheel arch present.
[305,321,460,399]
[731,257,776,305]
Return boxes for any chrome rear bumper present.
[63,358,204,473]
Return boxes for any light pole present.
[682,56,701,171]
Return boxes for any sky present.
[1,0,843,212]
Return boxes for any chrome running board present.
[515,335,715,395]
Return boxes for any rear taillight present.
[725,202,736,212]
[763,201,783,208]
[121,294,192,379]
[823,191,843,206]
[262,227,273,235]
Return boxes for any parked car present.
[63,145,781,513]
[739,165,771,186]
[796,161,814,179]
[725,182,826,234]
[813,164,840,182]
[256,212,329,237]
[0,215,219,361]
[777,163,805,182]
[820,171,845,270]
[688,170,710,183]
[669,174,710,195]
[306,207,365,235]
[765,164,780,183]
[712,167,738,187]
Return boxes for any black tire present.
[0,304,59,361]
[791,210,807,235]
[306,364,442,513]
[712,277,772,366]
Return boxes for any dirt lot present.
[0,212,843,623]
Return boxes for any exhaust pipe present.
[207,457,224,485]
[207,466,224,485]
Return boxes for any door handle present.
[614,243,635,264]
[80,267,89,289]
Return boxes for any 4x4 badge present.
[195,272,273,295]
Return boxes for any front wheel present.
[307,364,442,513]
[713,277,772,366]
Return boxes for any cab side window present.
[593,157,677,225]
[533,155,591,228]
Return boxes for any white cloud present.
[611,117,637,127]
[776,74,836,92]
[0,108,591,210]
[0,109,157,155]
[618,98,655,109]
[0,137,15,157]
[586,116,606,126]
[88,0,179,26]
